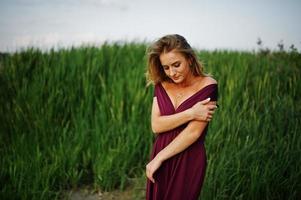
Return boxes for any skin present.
[151,97,215,134]
[146,49,217,183]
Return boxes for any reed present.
[0,44,300,200]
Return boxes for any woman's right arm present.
[151,97,217,135]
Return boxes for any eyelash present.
[163,63,180,70]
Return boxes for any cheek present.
[179,65,189,74]
[163,69,169,76]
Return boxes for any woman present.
[145,34,218,200]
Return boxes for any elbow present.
[186,120,207,140]
[151,119,162,135]
[151,123,159,135]
[190,130,202,140]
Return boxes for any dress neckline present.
[159,82,217,112]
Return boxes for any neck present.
[177,72,196,88]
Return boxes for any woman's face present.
[159,50,192,83]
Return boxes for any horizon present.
[1,0,300,52]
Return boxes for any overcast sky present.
[0,0,300,52]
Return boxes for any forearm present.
[155,122,207,162]
[152,109,193,134]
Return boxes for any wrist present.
[155,152,166,163]
[185,108,194,121]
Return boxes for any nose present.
[169,67,176,76]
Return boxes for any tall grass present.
[199,50,300,199]
[0,43,300,200]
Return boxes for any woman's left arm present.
[146,120,208,183]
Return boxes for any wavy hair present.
[145,34,207,86]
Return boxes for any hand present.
[190,98,217,122]
[146,157,163,184]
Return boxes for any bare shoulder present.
[199,76,217,87]
[161,81,172,90]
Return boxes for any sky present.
[0,0,300,52]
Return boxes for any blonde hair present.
[145,34,207,86]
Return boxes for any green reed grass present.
[0,43,300,200]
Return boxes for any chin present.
[172,78,183,83]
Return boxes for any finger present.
[151,177,155,183]
[208,110,215,115]
[146,169,149,178]
[207,105,218,110]
[150,173,155,183]
[147,173,153,183]
[207,114,212,119]
[146,169,155,183]
[207,101,217,105]
[208,111,214,117]
[208,104,218,109]
[199,98,210,105]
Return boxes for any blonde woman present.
[145,34,218,200]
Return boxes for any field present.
[0,43,300,200]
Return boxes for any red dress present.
[146,82,218,200]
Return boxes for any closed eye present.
[162,61,180,70]
[174,63,180,67]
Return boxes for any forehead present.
[159,50,186,66]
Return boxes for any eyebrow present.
[162,61,180,67]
